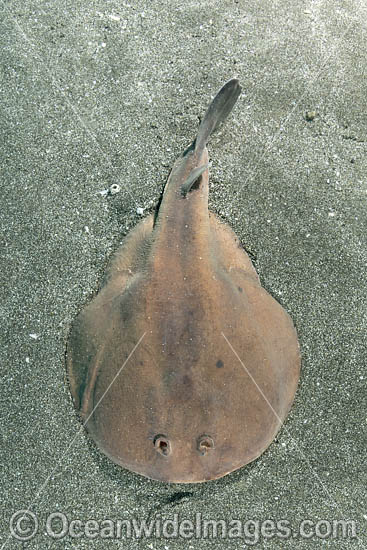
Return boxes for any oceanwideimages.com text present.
[9,510,358,544]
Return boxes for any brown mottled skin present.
[67,80,300,483]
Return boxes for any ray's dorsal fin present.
[180,163,208,197]
[180,79,241,196]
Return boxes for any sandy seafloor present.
[1,1,366,548]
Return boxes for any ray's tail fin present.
[194,78,242,156]
[180,79,241,196]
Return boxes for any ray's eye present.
[197,435,214,455]
[153,434,171,456]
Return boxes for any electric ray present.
[66,79,300,483]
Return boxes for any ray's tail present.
[194,78,242,156]
[181,78,241,196]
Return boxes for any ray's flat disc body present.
[66,80,300,483]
